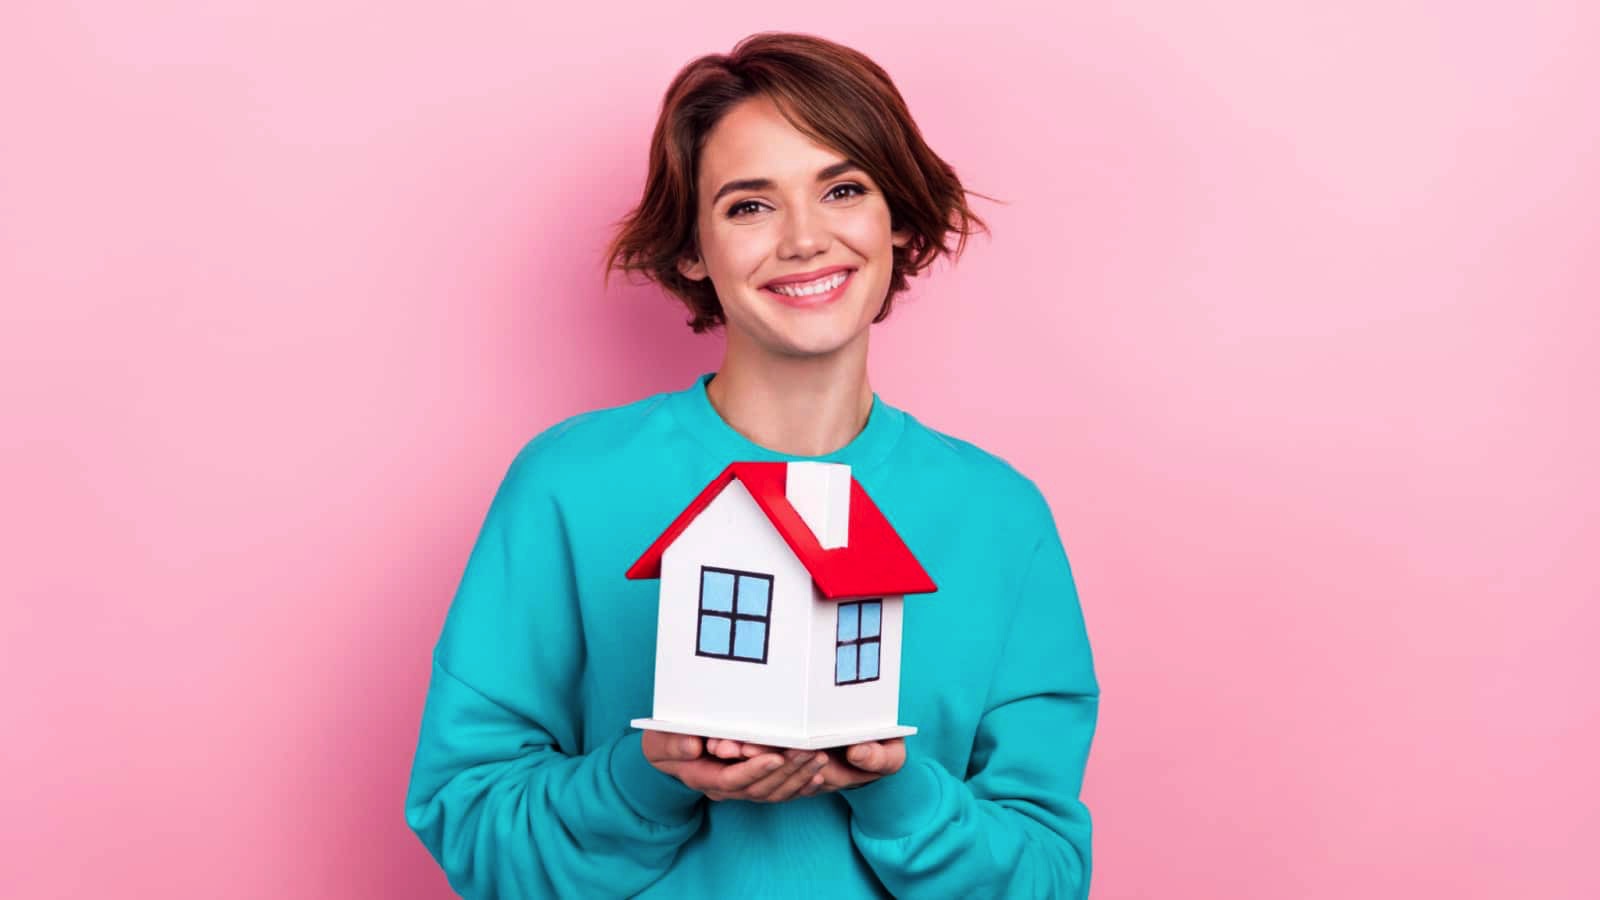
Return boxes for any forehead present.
[698,96,842,187]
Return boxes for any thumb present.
[848,742,878,769]
[675,735,703,759]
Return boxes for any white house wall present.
[652,479,813,737]
[804,592,904,736]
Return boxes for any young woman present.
[405,32,1099,899]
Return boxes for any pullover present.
[404,372,1100,898]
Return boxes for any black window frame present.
[835,598,883,685]
[694,565,775,665]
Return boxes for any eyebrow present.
[710,160,864,205]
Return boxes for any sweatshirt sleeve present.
[839,510,1100,899]
[404,437,706,899]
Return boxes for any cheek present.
[704,225,773,270]
[839,214,895,257]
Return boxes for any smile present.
[762,269,855,307]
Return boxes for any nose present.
[778,202,829,260]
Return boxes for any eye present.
[725,183,867,219]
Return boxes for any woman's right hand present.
[641,730,828,803]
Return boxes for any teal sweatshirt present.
[404,373,1100,898]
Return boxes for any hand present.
[642,730,830,803]
[705,737,906,795]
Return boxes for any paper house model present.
[626,461,937,750]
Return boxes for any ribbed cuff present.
[609,730,705,825]
[840,756,945,839]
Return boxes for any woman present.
[404,32,1099,899]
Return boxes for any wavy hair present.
[602,31,996,333]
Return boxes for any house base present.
[630,718,917,751]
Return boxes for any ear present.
[677,252,708,281]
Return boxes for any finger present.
[667,732,704,761]
[815,759,873,791]
[643,731,702,763]
[797,768,828,797]
[711,753,786,793]
[712,740,779,759]
[777,762,826,801]
[760,752,828,802]
[738,750,810,798]
[846,741,880,771]
[745,751,825,801]
[670,754,766,795]
[706,738,775,759]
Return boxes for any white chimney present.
[786,461,851,549]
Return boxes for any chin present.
[727,288,878,359]
[774,336,858,359]
[730,320,859,360]
[765,312,871,358]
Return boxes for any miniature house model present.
[627,461,937,750]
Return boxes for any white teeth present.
[769,271,849,297]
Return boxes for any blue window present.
[835,599,882,684]
[696,567,774,664]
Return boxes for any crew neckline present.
[668,371,905,472]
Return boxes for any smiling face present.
[677,95,912,361]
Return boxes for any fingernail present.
[763,758,782,771]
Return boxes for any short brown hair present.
[602,32,995,333]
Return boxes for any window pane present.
[837,602,858,641]
[698,614,731,655]
[733,620,767,661]
[859,640,880,680]
[860,600,881,638]
[701,570,734,612]
[836,644,857,683]
[736,575,770,617]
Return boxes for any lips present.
[761,264,856,290]
[760,268,855,308]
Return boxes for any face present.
[678,95,912,360]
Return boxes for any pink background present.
[4,3,1595,898]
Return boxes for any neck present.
[706,330,873,457]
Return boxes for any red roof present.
[626,462,936,600]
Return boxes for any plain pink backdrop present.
[3,3,1596,898]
